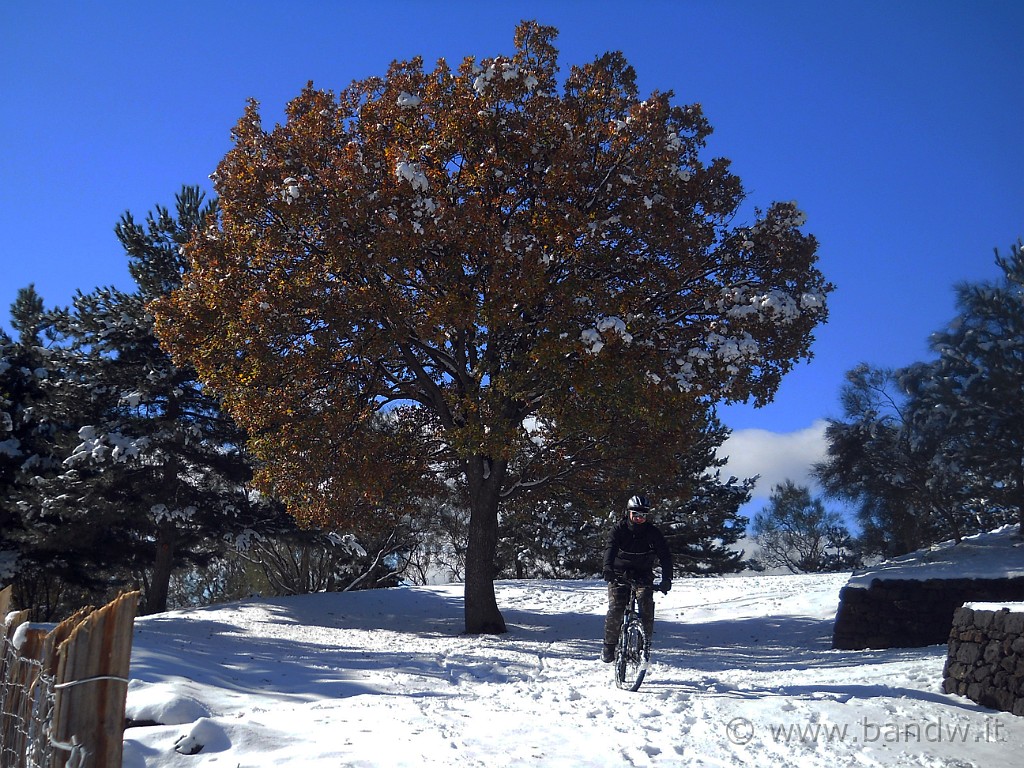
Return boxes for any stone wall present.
[832,577,1024,650]
[944,605,1024,716]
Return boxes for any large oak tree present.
[154,23,831,633]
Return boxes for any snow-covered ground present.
[123,570,1022,767]
[847,525,1024,586]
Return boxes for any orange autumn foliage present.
[153,22,831,631]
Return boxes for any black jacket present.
[603,518,673,583]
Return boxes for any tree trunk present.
[463,458,507,634]
[145,520,177,615]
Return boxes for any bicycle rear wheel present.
[614,619,648,691]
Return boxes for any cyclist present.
[601,494,673,663]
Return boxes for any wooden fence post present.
[51,591,140,768]
[1,608,32,768]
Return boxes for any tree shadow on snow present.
[130,586,977,716]
[130,588,468,703]
[130,586,615,703]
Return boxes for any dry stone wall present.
[832,577,1024,650]
[943,604,1024,717]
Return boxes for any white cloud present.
[718,420,829,500]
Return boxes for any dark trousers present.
[603,583,655,649]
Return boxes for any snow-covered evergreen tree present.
[659,475,751,576]
[815,365,956,556]
[901,241,1024,535]
[1,288,57,501]
[655,413,752,576]
[818,243,1024,554]
[31,188,289,615]
[0,286,72,592]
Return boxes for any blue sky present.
[2,1,1022,503]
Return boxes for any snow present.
[580,328,604,354]
[397,91,421,108]
[127,681,211,725]
[12,621,32,651]
[581,316,633,354]
[966,603,1024,612]
[67,425,149,464]
[596,316,633,344]
[124,572,1023,767]
[149,504,197,523]
[282,178,301,202]
[395,160,429,192]
[846,525,1024,588]
[471,58,538,94]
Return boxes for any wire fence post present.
[2,605,26,766]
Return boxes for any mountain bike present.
[613,576,660,691]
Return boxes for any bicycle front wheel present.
[614,619,648,691]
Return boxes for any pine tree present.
[32,188,289,615]
[153,23,832,633]
[1,288,46,506]
[495,495,606,580]
[901,241,1024,535]
[818,244,1024,554]
[0,286,70,595]
[659,476,751,576]
[655,413,752,575]
[492,409,752,579]
[10,285,46,344]
[752,480,858,573]
[815,365,952,556]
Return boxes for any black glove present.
[602,568,615,583]
[659,580,672,594]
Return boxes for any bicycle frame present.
[613,578,652,691]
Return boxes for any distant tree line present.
[754,241,1024,570]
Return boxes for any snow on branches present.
[153,22,831,632]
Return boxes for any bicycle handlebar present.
[612,575,666,590]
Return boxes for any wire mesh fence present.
[0,587,139,768]
[1,625,53,768]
